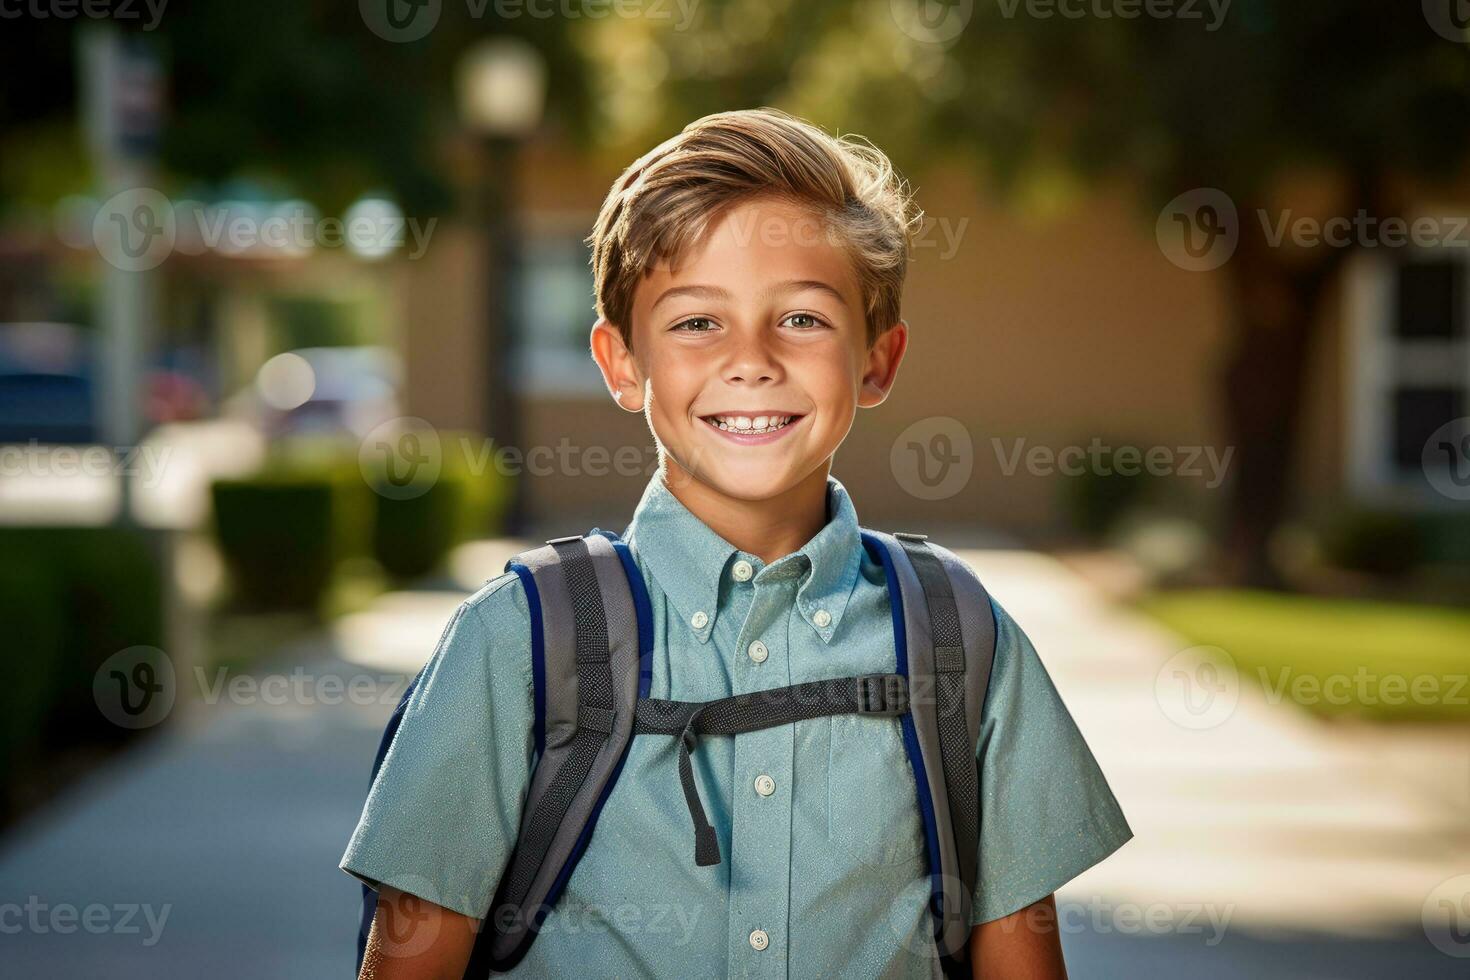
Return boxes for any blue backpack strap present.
[861,528,997,972]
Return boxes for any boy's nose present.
[723,338,781,384]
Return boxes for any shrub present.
[1318,510,1424,579]
[0,527,164,810]
[210,465,369,611]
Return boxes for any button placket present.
[727,575,793,976]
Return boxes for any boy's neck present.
[660,460,832,566]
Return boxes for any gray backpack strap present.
[474,532,642,974]
[864,529,997,965]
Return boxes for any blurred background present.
[1,2,1468,977]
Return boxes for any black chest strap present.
[633,673,910,866]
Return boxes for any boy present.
[342,107,1131,978]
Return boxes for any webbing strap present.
[498,538,615,911]
[896,535,979,907]
[634,674,910,867]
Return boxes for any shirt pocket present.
[826,714,928,867]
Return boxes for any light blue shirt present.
[341,473,1131,977]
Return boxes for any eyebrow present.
[649,279,850,313]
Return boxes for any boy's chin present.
[670,454,810,503]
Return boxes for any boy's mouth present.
[698,412,804,441]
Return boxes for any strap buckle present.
[858,674,909,715]
[894,531,929,543]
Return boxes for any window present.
[510,226,604,396]
[1347,248,1470,502]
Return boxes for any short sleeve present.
[971,596,1132,924]
[339,572,535,919]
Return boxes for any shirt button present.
[749,928,770,951]
[754,774,775,797]
[813,608,832,628]
[747,640,768,664]
[691,610,709,630]
[732,559,754,582]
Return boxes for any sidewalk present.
[0,542,1464,977]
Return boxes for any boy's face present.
[591,195,907,505]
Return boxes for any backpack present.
[356,527,997,979]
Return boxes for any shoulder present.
[419,569,534,689]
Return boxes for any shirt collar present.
[624,472,864,645]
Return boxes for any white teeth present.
[705,414,796,434]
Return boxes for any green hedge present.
[210,463,369,611]
[0,527,164,808]
[211,432,513,605]
[1318,509,1470,579]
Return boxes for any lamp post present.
[457,38,547,535]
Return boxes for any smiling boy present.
[343,107,1131,979]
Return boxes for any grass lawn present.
[1137,590,1470,722]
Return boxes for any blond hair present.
[587,107,921,347]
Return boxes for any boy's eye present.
[671,317,717,333]
[782,312,829,330]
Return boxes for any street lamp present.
[456,38,547,534]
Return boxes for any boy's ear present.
[857,319,909,409]
[590,318,646,413]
